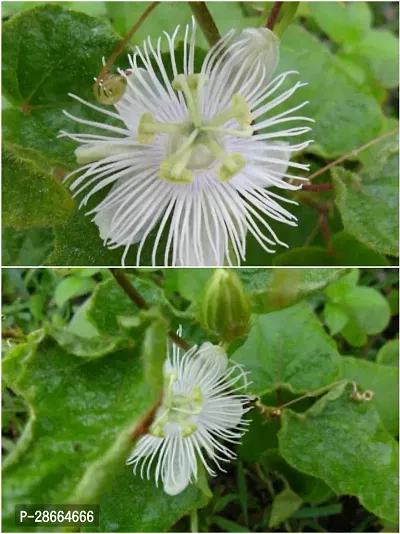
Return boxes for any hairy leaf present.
[232,302,341,395]
[279,382,399,523]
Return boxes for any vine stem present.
[266,2,283,30]
[93,2,159,98]
[256,380,343,417]
[302,183,333,192]
[308,128,398,181]
[129,390,163,442]
[109,269,191,352]
[190,510,199,533]
[189,2,221,47]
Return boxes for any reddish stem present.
[266,2,283,30]
[318,213,333,254]
[302,183,333,192]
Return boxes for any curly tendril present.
[94,73,127,105]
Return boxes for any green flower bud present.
[199,269,251,343]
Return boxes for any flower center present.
[149,373,203,438]
[137,74,253,183]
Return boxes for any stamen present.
[206,139,246,182]
[138,112,187,144]
[211,94,252,128]
[159,129,199,183]
[172,74,201,127]
[181,422,198,438]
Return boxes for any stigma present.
[137,74,253,183]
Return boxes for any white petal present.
[93,176,168,247]
[183,343,229,387]
[163,436,193,495]
[176,199,227,267]
[199,343,229,375]
[203,395,244,430]
[93,185,157,245]
[249,141,291,188]
[233,28,279,88]
[115,68,160,130]
[207,28,280,110]
[75,143,132,165]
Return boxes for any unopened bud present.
[199,269,251,342]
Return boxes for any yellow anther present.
[138,113,187,144]
[218,154,246,182]
[191,386,203,403]
[231,94,252,126]
[210,93,253,129]
[181,422,198,438]
[206,139,247,182]
[138,112,157,144]
[150,422,167,438]
[187,74,209,91]
[159,160,193,184]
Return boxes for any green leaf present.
[47,323,123,359]
[358,119,398,171]
[341,356,399,436]
[308,2,371,46]
[238,411,280,462]
[269,487,303,528]
[352,29,399,89]
[2,227,54,266]
[238,268,346,314]
[2,5,124,169]
[272,247,332,266]
[341,286,391,335]
[341,315,368,347]
[54,275,96,307]
[2,150,74,229]
[163,268,213,302]
[323,301,348,335]
[263,449,335,505]
[2,334,158,532]
[271,235,389,267]
[325,268,359,300]
[279,381,399,523]
[388,289,399,316]
[232,302,341,395]
[87,274,163,336]
[2,2,108,20]
[106,2,191,46]
[331,232,390,266]
[377,340,399,368]
[67,297,101,338]
[106,1,251,50]
[89,465,209,533]
[278,25,383,158]
[333,162,399,258]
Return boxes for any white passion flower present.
[126,341,251,496]
[60,20,313,266]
